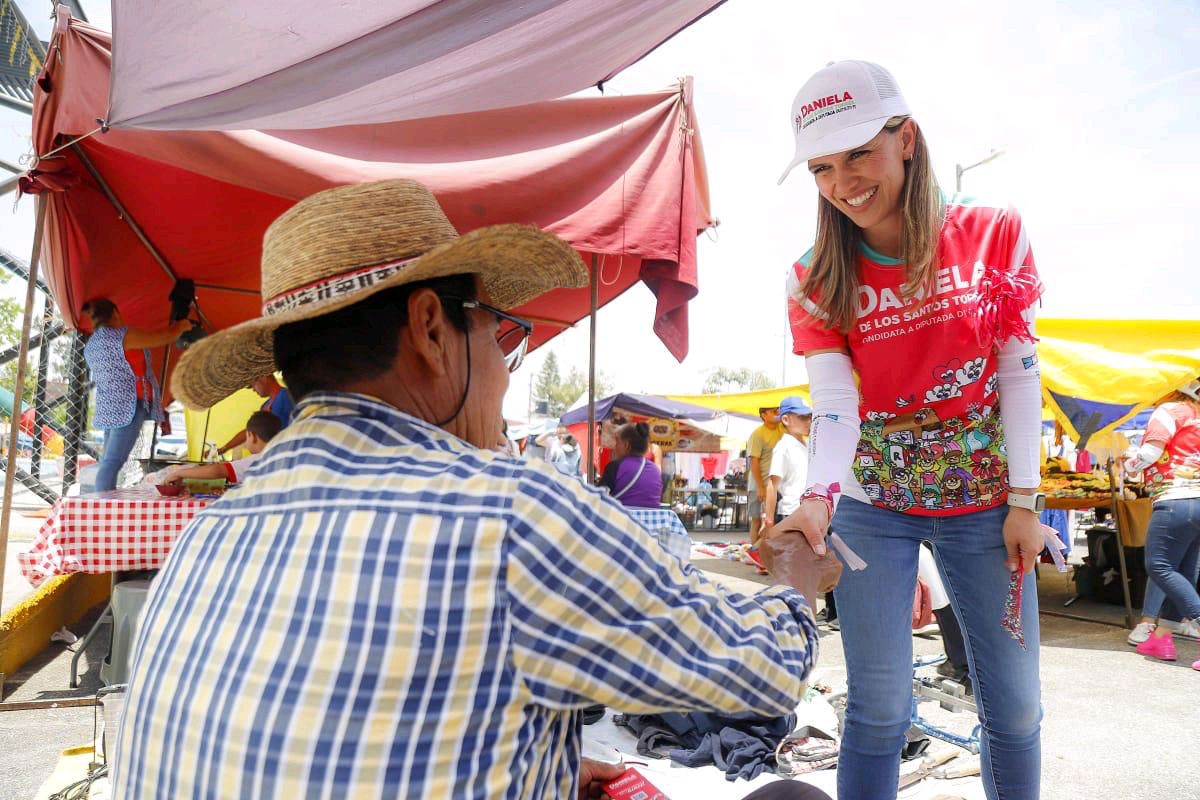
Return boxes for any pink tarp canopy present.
[28,14,712,400]
[106,0,727,130]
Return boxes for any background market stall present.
[1038,318,1200,448]
[561,392,756,528]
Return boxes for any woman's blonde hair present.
[799,116,944,334]
[1165,379,1200,408]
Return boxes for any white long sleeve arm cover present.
[1126,442,1164,473]
[804,352,861,503]
[996,307,1042,489]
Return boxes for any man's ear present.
[404,289,454,378]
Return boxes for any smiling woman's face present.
[806,119,916,238]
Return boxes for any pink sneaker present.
[1136,631,1177,661]
[1193,659,1199,671]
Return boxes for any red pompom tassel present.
[974,266,1042,350]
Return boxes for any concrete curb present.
[0,574,110,686]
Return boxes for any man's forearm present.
[173,463,226,482]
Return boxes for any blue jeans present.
[832,499,1041,800]
[1144,497,1200,622]
[1141,578,1166,620]
[96,402,150,492]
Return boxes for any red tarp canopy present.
[28,13,713,400]
[105,0,728,130]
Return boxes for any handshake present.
[759,506,848,611]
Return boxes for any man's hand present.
[1003,507,1044,574]
[578,758,625,799]
[759,521,842,608]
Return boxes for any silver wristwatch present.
[1007,492,1046,513]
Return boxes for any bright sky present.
[1,1,1197,420]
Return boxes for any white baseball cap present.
[778,60,912,185]
[1180,379,1200,401]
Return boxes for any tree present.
[0,273,38,406]
[534,351,564,413]
[533,351,612,416]
[702,367,773,395]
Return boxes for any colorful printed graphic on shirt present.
[1142,401,1200,500]
[853,400,1009,513]
[787,197,1042,517]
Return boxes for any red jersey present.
[1142,401,1200,500]
[788,196,1042,516]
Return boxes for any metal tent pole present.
[30,299,54,480]
[0,195,48,607]
[586,254,599,484]
[1107,458,1136,629]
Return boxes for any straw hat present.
[171,179,586,409]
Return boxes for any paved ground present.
[0,607,107,800]
[3,483,52,615]
[2,526,1198,798]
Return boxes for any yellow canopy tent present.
[183,389,264,461]
[1038,319,1200,445]
[666,385,810,419]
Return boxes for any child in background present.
[167,411,282,486]
[764,396,813,525]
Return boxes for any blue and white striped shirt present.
[114,393,817,799]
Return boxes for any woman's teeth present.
[845,188,877,208]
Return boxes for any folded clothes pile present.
[614,711,797,782]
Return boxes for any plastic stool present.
[100,579,152,686]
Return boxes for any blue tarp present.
[1116,408,1153,432]
[560,393,728,425]
[1046,388,1139,448]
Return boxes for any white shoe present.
[1177,619,1200,640]
[1127,622,1156,646]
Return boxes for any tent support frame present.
[0,196,48,608]
[586,254,599,484]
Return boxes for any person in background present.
[693,476,718,528]
[82,298,191,491]
[919,544,972,693]
[537,424,581,476]
[217,373,295,456]
[747,406,783,546]
[1125,378,1200,669]
[495,420,521,457]
[766,397,834,626]
[166,411,282,486]
[775,61,1045,799]
[598,422,665,509]
[765,397,813,525]
[1127,573,1172,646]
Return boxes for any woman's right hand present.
[769,499,831,556]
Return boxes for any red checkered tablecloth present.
[18,487,209,587]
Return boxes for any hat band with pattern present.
[262,256,420,316]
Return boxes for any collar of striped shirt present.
[113,390,819,800]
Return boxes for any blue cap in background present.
[778,396,812,417]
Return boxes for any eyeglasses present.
[458,299,533,373]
